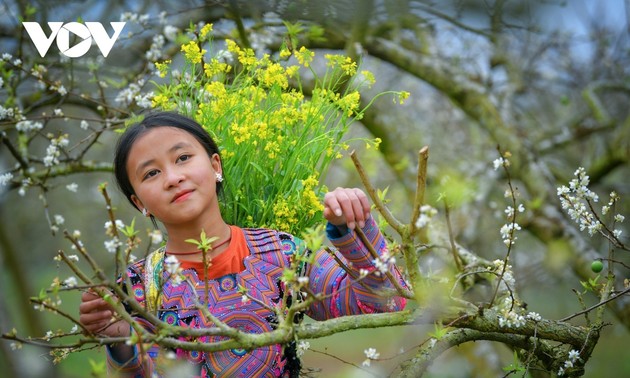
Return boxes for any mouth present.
[172,189,194,203]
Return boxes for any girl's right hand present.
[79,290,129,337]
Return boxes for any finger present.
[80,310,113,326]
[354,188,371,221]
[79,298,110,315]
[346,190,366,228]
[323,191,343,219]
[336,190,357,229]
[82,291,100,302]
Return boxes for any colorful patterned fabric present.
[107,217,407,377]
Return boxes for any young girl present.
[79,112,406,377]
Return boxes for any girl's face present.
[126,126,222,227]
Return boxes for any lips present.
[172,189,194,203]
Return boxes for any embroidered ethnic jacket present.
[107,217,407,377]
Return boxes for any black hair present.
[113,111,223,211]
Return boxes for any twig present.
[559,285,630,322]
[349,151,404,235]
[443,199,463,271]
[354,228,414,299]
[409,146,429,241]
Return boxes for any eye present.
[177,154,191,163]
[143,169,159,180]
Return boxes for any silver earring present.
[216,172,223,183]
[142,208,149,217]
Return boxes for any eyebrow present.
[134,142,193,177]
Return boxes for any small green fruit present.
[591,260,604,273]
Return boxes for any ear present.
[210,153,222,174]
[130,194,144,212]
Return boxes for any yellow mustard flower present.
[295,47,314,68]
[181,41,205,64]
[340,57,357,76]
[279,48,292,59]
[151,93,172,109]
[204,58,231,77]
[361,70,376,85]
[226,39,240,54]
[205,81,227,98]
[200,23,213,39]
[374,137,382,149]
[155,60,171,78]
[398,91,410,104]
[336,91,361,116]
[301,175,324,217]
[285,65,299,78]
[260,62,288,89]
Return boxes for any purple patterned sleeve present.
[106,267,160,377]
[305,216,407,321]
[106,329,158,377]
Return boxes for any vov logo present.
[22,22,126,58]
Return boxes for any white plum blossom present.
[104,237,122,253]
[80,120,89,130]
[373,250,396,276]
[68,254,79,262]
[504,206,515,218]
[10,342,22,350]
[15,120,43,132]
[557,168,617,237]
[0,172,13,186]
[526,312,542,321]
[498,310,526,328]
[63,276,78,288]
[146,34,165,61]
[70,324,78,333]
[135,92,154,108]
[138,13,150,25]
[297,276,309,285]
[500,222,521,246]
[13,58,22,66]
[296,341,310,358]
[54,214,65,225]
[105,220,125,236]
[0,104,14,119]
[415,205,437,229]
[120,12,139,22]
[492,260,516,289]
[158,11,168,25]
[66,183,78,192]
[164,255,181,275]
[2,53,12,60]
[150,229,163,245]
[164,255,183,285]
[163,25,179,41]
[505,204,525,218]
[614,214,625,223]
[44,330,54,341]
[43,135,69,167]
[493,157,504,170]
[362,347,380,367]
[57,85,67,96]
[115,82,144,106]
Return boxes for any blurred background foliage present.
[0,0,629,377]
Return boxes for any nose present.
[163,167,185,188]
